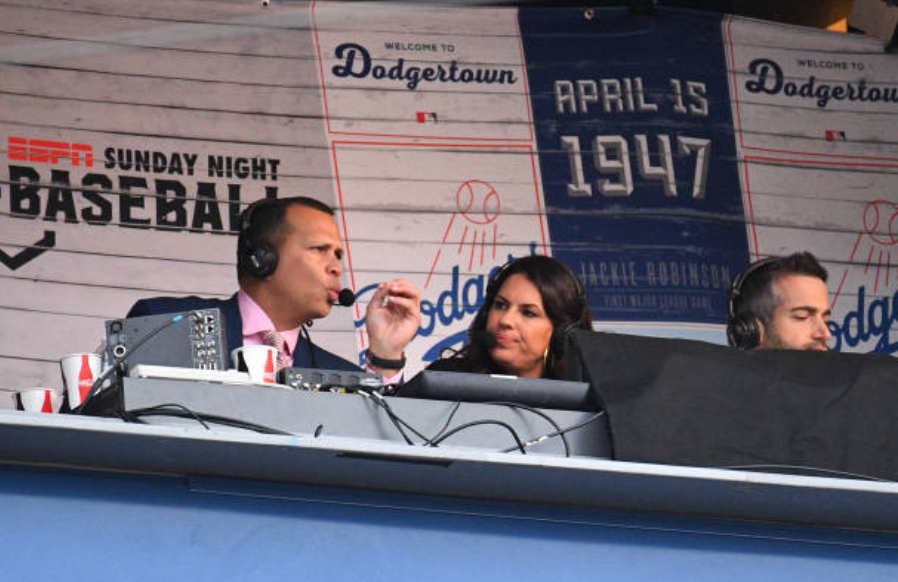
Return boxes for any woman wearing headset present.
[428,255,592,379]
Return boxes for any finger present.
[369,283,389,304]
[381,297,421,320]
[383,280,421,301]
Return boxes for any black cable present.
[375,393,432,442]
[721,464,892,483]
[430,419,526,454]
[73,313,185,414]
[501,410,606,454]
[116,409,146,424]
[483,401,570,457]
[369,393,414,445]
[359,391,427,445]
[129,403,212,430]
[126,405,293,435]
[426,401,462,446]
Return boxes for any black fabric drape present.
[566,330,898,481]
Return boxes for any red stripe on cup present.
[41,390,53,413]
[78,354,94,401]
[264,350,275,383]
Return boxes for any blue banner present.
[520,7,749,323]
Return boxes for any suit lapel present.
[292,331,314,368]
[220,294,243,356]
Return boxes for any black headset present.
[237,198,280,279]
[472,256,590,354]
[548,260,590,355]
[726,256,780,350]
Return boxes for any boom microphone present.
[337,288,356,307]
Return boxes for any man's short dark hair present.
[236,196,334,281]
[729,251,828,327]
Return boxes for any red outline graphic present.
[424,179,502,287]
[331,139,549,346]
[742,158,898,309]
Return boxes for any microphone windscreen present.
[470,330,497,350]
[337,288,356,307]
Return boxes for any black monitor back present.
[400,370,598,412]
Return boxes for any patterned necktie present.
[261,330,291,371]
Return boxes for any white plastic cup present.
[17,388,62,413]
[60,353,102,408]
[231,345,278,384]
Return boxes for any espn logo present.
[8,136,94,167]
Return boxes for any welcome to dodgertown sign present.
[330,42,520,91]
[744,58,898,109]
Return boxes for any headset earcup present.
[237,198,279,280]
[726,256,780,349]
[728,316,760,350]
[245,241,279,279]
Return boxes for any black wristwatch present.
[366,349,406,370]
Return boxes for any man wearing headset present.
[128,196,422,376]
[726,251,832,351]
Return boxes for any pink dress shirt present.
[237,289,402,384]
[237,289,300,361]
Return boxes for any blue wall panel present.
[3,465,897,581]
